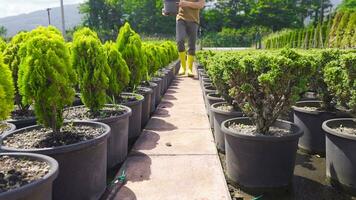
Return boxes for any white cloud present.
[0,0,85,18]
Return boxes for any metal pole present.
[60,0,66,38]
[46,8,51,25]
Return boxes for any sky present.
[0,0,85,18]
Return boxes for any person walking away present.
[175,0,205,77]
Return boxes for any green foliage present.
[227,49,314,134]
[3,32,29,111]
[341,12,356,48]
[18,26,75,132]
[104,41,130,98]
[0,26,7,38]
[72,27,110,113]
[0,38,6,52]
[206,51,239,106]
[116,23,146,88]
[0,54,14,121]
[202,27,270,47]
[324,52,356,115]
[338,0,356,11]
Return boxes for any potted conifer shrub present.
[293,49,351,154]
[322,52,356,195]
[208,52,243,152]
[0,26,111,200]
[221,49,312,189]
[0,54,16,137]
[116,23,145,140]
[142,43,160,114]
[3,32,37,129]
[65,30,132,169]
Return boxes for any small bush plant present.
[71,27,110,114]
[18,26,75,132]
[3,32,30,113]
[116,23,146,88]
[324,52,356,115]
[228,49,314,134]
[0,54,14,121]
[104,41,130,98]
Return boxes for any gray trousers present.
[176,19,199,55]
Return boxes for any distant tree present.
[0,26,7,38]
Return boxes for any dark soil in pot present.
[206,93,225,129]
[118,93,144,141]
[323,118,356,195]
[293,101,349,155]
[0,122,16,137]
[0,121,110,200]
[0,153,58,200]
[142,82,158,115]
[210,102,243,152]
[151,77,163,107]
[71,93,83,106]
[63,105,132,169]
[137,87,153,129]
[222,117,303,189]
[7,108,36,129]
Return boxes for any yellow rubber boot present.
[187,55,194,77]
[178,52,187,75]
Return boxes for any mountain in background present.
[0,4,83,37]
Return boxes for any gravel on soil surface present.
[216,103,236,112]
[118,94,143,104]
[2,124,105,149]
[228,123,292,137]
[0,155,49,193]
[64,106,126,120]
[0,123,10,135]
[332,126,356,135]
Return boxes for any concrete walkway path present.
[104,76,231,200]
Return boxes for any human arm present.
[177,0,205,9]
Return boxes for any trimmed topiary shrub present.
[18,26,76,132]
[228,49,314,134]
[324,52,356,114]
[0,54,14,121]
[104,41,130,98]
[71,27,110,114]
[116,23,146,88]
[3,32,29,113]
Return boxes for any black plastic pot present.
[145,82,158,115]
[120,93,144,140]
[137,86,153,129]
[203,84,217,110]
[175,60,181,75]
[7,117,36,129]
[1,122,16,137]
[0,153,58,200]
[72,93,83,106]
[66,105,131,169]
[151,77,163,107]
[206,93,225,128]
[163,0,179,15]
[201,77,212,89]
[293,101,348,155]
[157,73,166,96]
[323,118,356,195]
[210,102,243,152]
[222,117,303,189]
[162,69,170,93]
[0,121,111,200]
